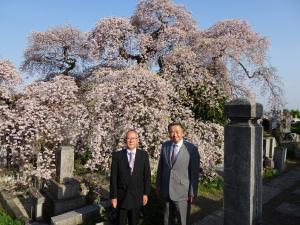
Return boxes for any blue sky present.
[0,0,299,110]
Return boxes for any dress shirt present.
[127,149,136,162]
[171,139,183,163]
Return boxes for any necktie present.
[129,152,135,173]
[171,144,179,164]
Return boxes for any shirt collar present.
[127,149,136,155]
[173,139,183,148]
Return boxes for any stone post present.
[44,145,85,218]
[224,98,263,225]
[56,146,74,183]
[30,188,45,221]
[274,146,287,172]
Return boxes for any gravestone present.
[262,118,272,133]
[224,98,263,225]
[56,146,74,183]
[274,146,287,172]
[44,145,85,219]
[263,137,277,159]
[263,138,270,157]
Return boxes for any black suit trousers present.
[117,207,141,225]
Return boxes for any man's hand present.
[143,195,148,206]
[188,196,195,204]
[111,198,117,208]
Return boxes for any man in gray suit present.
[156,122,200,225]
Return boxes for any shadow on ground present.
[263,179,300,225]
[190,194,223,224]
[139,186,223,225]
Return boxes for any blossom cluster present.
[21,24,90,77]
[78,65,224,179]
[80,66,172,171]
[0,60,21,103]
[0,75,88,183]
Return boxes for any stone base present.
[48,178,80,200]
[264,158,274,169]
[50,204,103,225]
[49,178,80,199]
[43,191,85,218]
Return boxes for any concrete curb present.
[50,201,111,225]
[0,189,31,224]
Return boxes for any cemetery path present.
[262,166,300,225]
[193,163,300,225]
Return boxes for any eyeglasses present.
[126,138,138,141]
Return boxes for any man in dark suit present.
[156,122,200,225]
[110,129,151,225]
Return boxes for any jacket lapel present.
[131,149,141,176]
[121,149,131,174]
[165,142,172,168]
[126,149,142,176]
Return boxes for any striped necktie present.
[171,144,179,164]
[129,152,135,173]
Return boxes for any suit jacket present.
[110,148,151,209]
[156,140,200,201]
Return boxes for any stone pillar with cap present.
[56,145,74,183]
[224,98,263,225]
[44,145,85,219]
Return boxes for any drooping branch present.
[119,47,145,64]
[228,54,255,78]
[61,46,76,75]
[261,70,282,98]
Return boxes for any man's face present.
[169,125,184,144]
[125,131,139,150]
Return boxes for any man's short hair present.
[124,129,138,140]
[168,122,185,132]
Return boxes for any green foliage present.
[191,95,226,124]
[290,109,300,118]
[0,209,23,225]
[185,85,227,124]
[291,122,300,134]
[290,109,300,135]
[199,177,223,195]
[76,146,93,165]
[263,168,279,179]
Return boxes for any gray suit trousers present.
[164,199,190,225]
